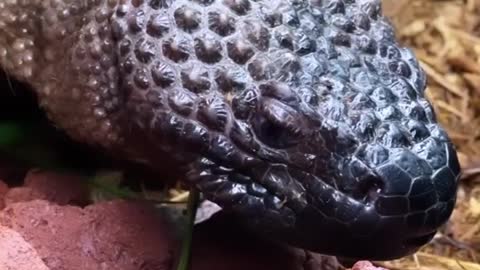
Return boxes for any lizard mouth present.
[185,151,457,260]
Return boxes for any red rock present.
[3,187,47,207]
[0,225,50,270]
[351,261,388,270]
[0,181,8,194]
[0,200,177,270]
[0,180,8,210]
[83,200,178,269]
[4,169,89,207]
[23,169,90,206]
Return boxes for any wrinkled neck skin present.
[0,0,145,163]
[0,0,41,80]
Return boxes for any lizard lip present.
[404,231,437,247]
[187,158,456,260]
[334,231,437,264]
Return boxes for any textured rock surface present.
[3,169,90,207]
[0,200,177,270]
[351,261,388,270]
[0,226,50,270]
[0,180,8,210]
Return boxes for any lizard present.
[0,0,460,260]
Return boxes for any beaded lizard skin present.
[0,0,460,260]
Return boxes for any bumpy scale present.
[0,0,460,260]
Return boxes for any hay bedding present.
[379,0,480,269]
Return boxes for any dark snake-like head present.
[1,0,460,260]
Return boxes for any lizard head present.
[0,0,460,260]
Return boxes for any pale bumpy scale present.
[0,0,460,261]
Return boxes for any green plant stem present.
[176,189,200,270]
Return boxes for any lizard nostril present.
[343,158,386,204]
[355,175,384,204]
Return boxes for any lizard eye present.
[253,115,295,148]
[252,99,303,149]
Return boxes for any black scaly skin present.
[0,0,460,260]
